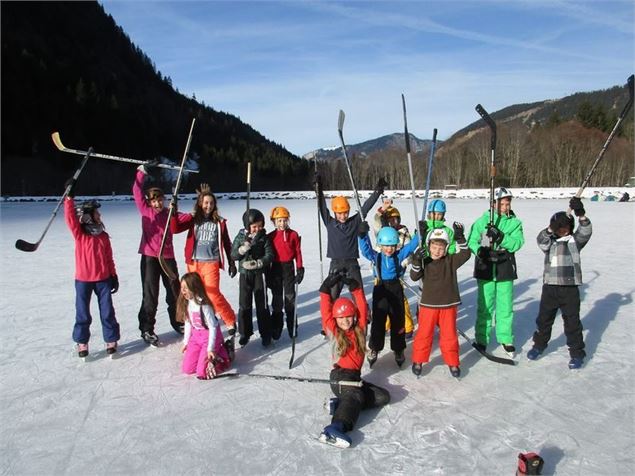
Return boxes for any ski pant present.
[73,279,120,344]
[138,255,180,334]
[475,279,514,346]
[369,279,406,353]
[268,261,297,339]
[532,284,585,359]
[182,326,230,378]
[412,305,459,366]
[385,290,414,334]
[238,272,272,343]
[329,367,390,432]
[187,260,236,330]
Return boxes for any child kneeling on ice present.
[318,272,390,448]
[527,197,592,370]
[410,222,471,378]
[177,272,231,379]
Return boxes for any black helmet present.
[242,209,265,228]
[550,211,574,233]
[75,199,101,216]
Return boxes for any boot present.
[318,420,351,448]
[77,343,89,358]
[367,349,378,368]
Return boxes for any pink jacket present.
[64,198,116,282]
[132,170,174,258]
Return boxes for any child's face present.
[428,212,444,222]
[336,315,354,331]
[249,222,264,234]
[92,209,102,225]
[381,244,397,256]
[388,216,400,227]
[180,281,194,300]
[335,211,349,223]
[554,226,571,238]
[149,197,164,211]
[497,198,511,215]
[428,240,447,260]
[274,217,289,230]
[200,195,215,216]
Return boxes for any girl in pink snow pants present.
[176,272,230,379]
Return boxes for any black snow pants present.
[138,255,180,334]
[369,279,406,352]
[268,261,297,339]
[328,258,363,301]
[238,272,272,344]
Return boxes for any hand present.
[418,220,429,240]
[295,267,305,284]
[242,259,263,271]
[182,345,187,354]
[169,199,178,212]
[207,351,216,361]
[238,240,252,255]
[380,198,393,211]
[64,178,77,198]
[319,270,345,294]
[110,275,119,294]
[486,224,504,245]
[228,262,237,278]
[569,197,585,217]
[376,178,389,193]
[412,247,427,263]
[358,221,370,237]
[452,221,465,241]
[477,246,491,261]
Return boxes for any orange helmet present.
[332,297,356,318]
[270,206,290,221]
[331,196,350,213]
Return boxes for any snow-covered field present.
[1,195,633,475]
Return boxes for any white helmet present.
[426,228,450,252]
[494,187,513,200]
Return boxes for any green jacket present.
[467,210,524,281]
[230,229,273,274]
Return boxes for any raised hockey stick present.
[51,132,199,173]
[158,118,196,279]
[289,280,300,369]
[246,161,252,213]
[421,128,438,222]
[337,110,365,219]
[475,104,497,228]
[574,74,634,199]
[15,147,94,252]
[314,158,324,283]
[401,94,419,222]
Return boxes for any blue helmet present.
[427,199,446,214]
[377,226,400,246]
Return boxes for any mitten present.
[295,267,305,284]
[242,259,263,271]
[238,240,252,255]
[486,224,504,245]
[569,197,585,217]
[110,274,119,294]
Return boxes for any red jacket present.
[64,198,116,282]
[170,212,233,269]
[320,288,367,371]
[267,228,303,267]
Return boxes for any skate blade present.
[318,434,351,449]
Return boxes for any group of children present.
[63,165,593,447]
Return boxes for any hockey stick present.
[574,74,634,199]
[337,110,365,219]
[399,278,516,366]
[158,118,196,279]
[421,128,438,222]
[314,159,324,283]
[401,94,419,222]
[15,147,94,252]
[246,161,252,213]
[219,372,363,387]
[475,104,497,229]
[51,132,199,173]
[289,280,300,369]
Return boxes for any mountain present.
[1,1,310,196]
[303,133,437,161]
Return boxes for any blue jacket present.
[359,233,420,280]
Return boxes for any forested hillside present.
[1,1,309,196]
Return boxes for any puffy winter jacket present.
[132,170,174,258]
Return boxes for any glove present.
[411,247,426,267]
[64,178,77,198]
[569,197,585,217]
[295,267,305,284]
[110,274,119,294]
[418,220,429,240]
[477,246,491,261]
[238,240,252,255]
[319,270,344,294]
[376,178,389,193]
[452,221,465,241]
[228,262,237,278]
[242,259,263,271]
[486,224,504,245]
[137,159,159,173]
[358,221,370,237]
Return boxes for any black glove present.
[358,221,370,237]
[452,221,465,241]
[412,247,427,264]
[295,267,305,284]
[376,178,389,193]
[486,224,504,245]
[477,246,491,261]
[418,220,429,240]
[145,159,159,170]
[110,274,119,294]
[569,197,585,217]
[319,271,344,294]
[64,178,77,198]
[228,262,237,278]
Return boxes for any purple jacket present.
[133,170,174,258]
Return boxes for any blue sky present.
[101,1,633,156]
